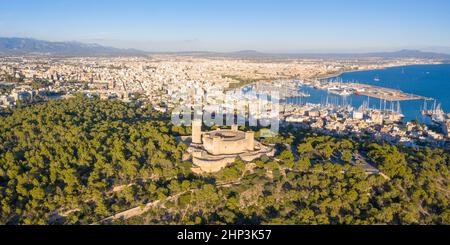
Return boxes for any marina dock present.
[347,83,431,101]
[311,81,432,101]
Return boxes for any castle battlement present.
[187,120,274,173]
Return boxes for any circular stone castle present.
[186,120,275,173]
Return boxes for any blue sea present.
[285,64,450,123]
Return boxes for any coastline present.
[302,62,450,122]
[318,61,447,81]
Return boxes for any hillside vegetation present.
[0,96,448,224]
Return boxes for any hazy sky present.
[1,0,450,52]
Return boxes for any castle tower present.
[245,131,255,151]
[192,120,203,144]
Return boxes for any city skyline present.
[1,0,450,53]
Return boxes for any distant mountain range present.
[364,49,450,59]
[0,37,145,56]
[1,37,450,60]
[177,49,450,60]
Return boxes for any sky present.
[1,0,450,53]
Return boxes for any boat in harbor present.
[421,100,445,123]
[336,90,353,96]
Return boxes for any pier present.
[312,81,432,101]
[349,83,431,101]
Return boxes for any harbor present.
[306,78,432,102]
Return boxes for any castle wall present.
[193,158,235,173]
[192,145,275,173]
[188,124,274,173]
[203,136,253,155]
